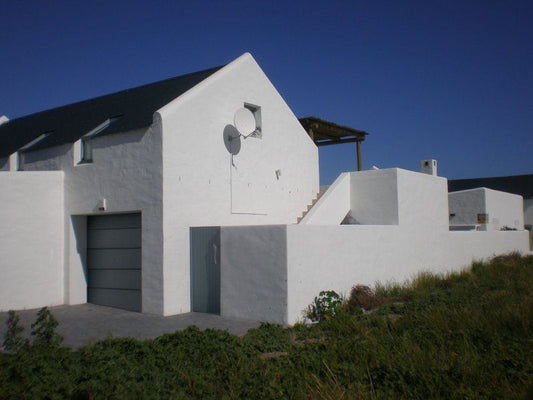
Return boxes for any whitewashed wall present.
[220,225,288,322]
[14,125,164,313]
[220,169,529,324]
[0,172,65,311]
[220,223,527,325]
[286,228,527,324]
[158,53,319,315]
[0,53,318,316]
[484,189,523,230]
[352,169,401,225]
[449,188,524,230]
[448,189,485,227]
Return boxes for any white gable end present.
[157,53,319,315]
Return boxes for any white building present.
[449,174,533,230]
[448,188,524,231]
[0,53,529,323]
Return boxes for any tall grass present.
[1,254,532,399]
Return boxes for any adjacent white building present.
[0,53,529,323]
[448,188,524,231]
[449,174,533,230]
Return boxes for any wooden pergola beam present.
[300,117,368,171]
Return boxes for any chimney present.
[421,159,437,176]
[0,115,9,126]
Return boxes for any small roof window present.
[82,115,123,140]
[18,130,55,153]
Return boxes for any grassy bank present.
[1,254,532,399]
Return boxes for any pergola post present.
[299,117,368,172]
[356,141,362,171]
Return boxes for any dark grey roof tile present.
[0,65,223,158]
[448,174,533,198]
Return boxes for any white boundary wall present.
[220,225,528,325]
[220,168,529,324]
[285,227,527,324]
[220,225,288,322]
[0,172,65,310]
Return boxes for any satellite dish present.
[223,125,241,155]
[234,107,256,137]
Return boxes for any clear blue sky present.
[1,0,532,184]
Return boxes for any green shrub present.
[1,254,532,398]
[305,290,343,322]
[2,310,29,353]
[242,323,291,353]
[31,307,63,348]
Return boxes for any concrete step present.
[296,186,329,223]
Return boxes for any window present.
[80,137,93,163]
[77,116,122,164]
[16,131,53,171]
[244,103,262,139]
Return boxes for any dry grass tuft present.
[347,284,394,311]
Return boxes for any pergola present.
[299,116,368,171]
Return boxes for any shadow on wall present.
[92,128,147,149]
[223,125,241,156]
[23,143,71,165]
[71,215,88,285]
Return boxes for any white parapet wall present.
[219,168,529,325]
[0,172,65,311]
[350,169,400,225]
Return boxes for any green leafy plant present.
[3,310,29,352]
[30,307,63,347]
[305,290,343,322]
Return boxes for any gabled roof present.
[0,65,223,158]
[448,174,533,199]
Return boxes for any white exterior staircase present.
[296,186,329,223]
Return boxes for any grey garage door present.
[87,213,142,312]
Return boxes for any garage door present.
[87,213,142,312]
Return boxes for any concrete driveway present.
[0,304,261,348]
